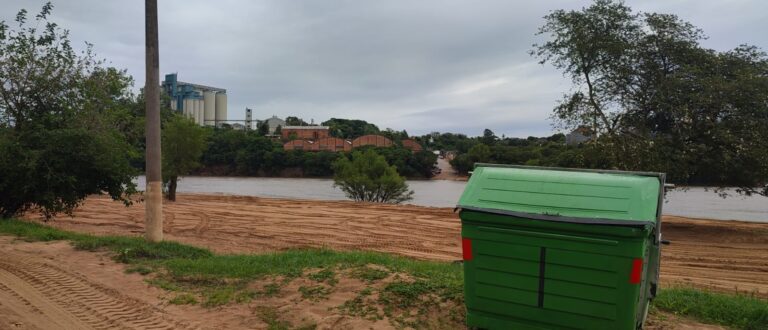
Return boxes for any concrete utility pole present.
[144,0,163,242]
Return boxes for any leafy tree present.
[256,120,269,136]
[0,3,138,219]
[481,129,498,146]
[533,0,768,196]
[322,118,380,139]
[274,125,282,136]
[162,115,209,201]
[468,144,491,163]
[285,116,307,126]
[333,150,413,203]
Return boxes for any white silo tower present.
[183,98,193,119]
[203,91,216,126]
[215,93,227,126]
[197,99,205,126]
[194,99,201,125]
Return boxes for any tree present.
[533,0,768,196]
[0,3,138,219]
[468,144,491,163]
[285,116,307,126]
[274,125,282,136]
[256,120,269,136]
[333,150,413,203]
[322,118,380,139]
[481,129,498,146]
[162,115,209,201]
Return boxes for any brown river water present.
[135,176,767,222]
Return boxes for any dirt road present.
[28,194,768,298]
[0,237,197,330]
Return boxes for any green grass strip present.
[0,219,461,293]
[654,287,768,330]
[0,218,211,261]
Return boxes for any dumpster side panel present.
[462,214,649,329]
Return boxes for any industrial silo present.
[197,99,205,126]
[204,91,216,126]
[183,98,193,119]
[194,99,201,125]
[215,93,227,126]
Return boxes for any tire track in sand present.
[0,251,195,330]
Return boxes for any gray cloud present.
[2,0,766,137]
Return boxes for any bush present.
[333,150,413,203]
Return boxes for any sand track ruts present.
[29,194,768,297]
[0,251,194,330]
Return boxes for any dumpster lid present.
[457,164,664,226]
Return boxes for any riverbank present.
[27,194,768,298]
[3,220,753,329]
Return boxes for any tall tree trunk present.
[168,176,177,202]
[144,0,163,242]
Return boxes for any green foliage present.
[0,219,212,261]
[0,3,138,219]
[533,0,768,195]
[332,150,413,203]
[162,115,210,200]
[322,118,380,139]
[350,266,390,283]
[256,120,269,136]
[285,116,307,126]
[307,268,338,285]
[169,293,198,305]
[481,129,498,146]
[654,287,768,330]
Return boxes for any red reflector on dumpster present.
[629,258,643,284]
[462,238,473,261]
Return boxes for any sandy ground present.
[0,236,722,330]
[2,193,763,329]
[30,194,768,297]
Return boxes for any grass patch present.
[259,283,282,297]
[203,286,237,307]
[307,268,337,285]
[350,266,390,283]
[338,288,381,320]
[163,249,463,288]
[257,306,317,330]
[169,293,198,305]
[0,219,211,263]
[125,265,153,275]
[654,287,768,330]
[298,285,332,301]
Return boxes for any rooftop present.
[282,126,329,130]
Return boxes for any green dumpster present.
[458,164,665,330]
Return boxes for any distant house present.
[401,139,423,152]
[565,126,594,145]
[281,126,330,140]
[283,137,352,152]
[264,116,286,135]
[230,123,246,130]
[352,135,393,148]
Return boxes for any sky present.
[1,1,766,137]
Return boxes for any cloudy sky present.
[2,1,766,137]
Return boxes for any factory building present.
[162,73,227,127]
[281,126,330,140]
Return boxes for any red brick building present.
[281,126,330,140]
[351,135,392,148]
[401,139,423,152]
[283,137,352,152]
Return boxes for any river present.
[134,176,767,223]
